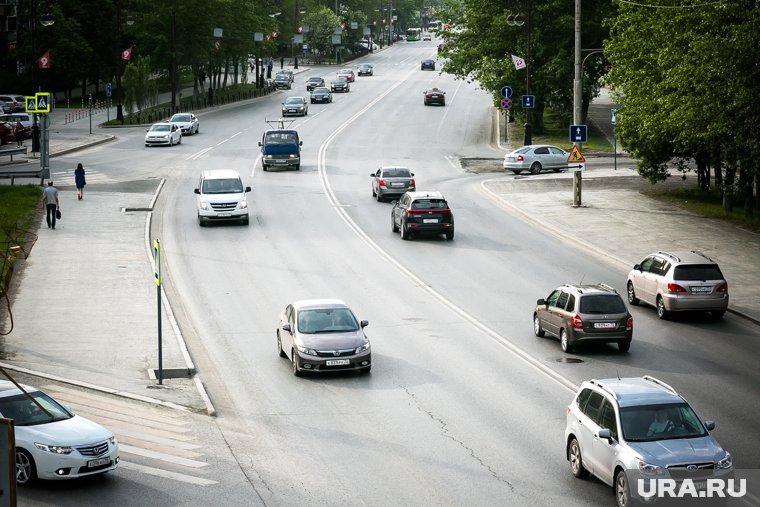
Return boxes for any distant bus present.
[428,21,442,32]
[406,28,421,41]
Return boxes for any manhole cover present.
[554,357,584,364]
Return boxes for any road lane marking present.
[438,79,464,133]
[189,147,213,160]
[118,461,218,486]
[119,443,209,468]
[317,73,579,396]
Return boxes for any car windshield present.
[171,114,191,122]
[340,69,352,73]
[284,98,304,105]
[382,168,411,178]
[620,403,708,442]
[579,294,627,314]
[150,124,170,132]
[0,391,72,426]
[411,199,447,210]
[333,78,347,84]
[673,265,724,281]
[275,75,289,81]
[202,178,244,194]
[308,77,322,83]
[264,132,297,145]
[298,308,359,333]
[313,88,328,94]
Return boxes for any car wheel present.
[376,192,383,202]
[360,366,371,374]
[16,448,37,486]
[656,296,669,319]
[292,351,302,377]
[618,340,631,353]
[294,164,300,171]
[372,186,377,197]
[568,438,589,479]
[533,314,545,337]
[445,229,454,241]
[198,215,206,227]
[391,215,399,233]
[530,162,542,174]
[615,470,630,507]
[277,332,287,357]
[627,282,639,305]
[400,222,410,240]
[169,138,173,147]
[178,136,182,144]
[241,215,249,226]
[560,329,573,353]
[311,99,315,104]
[712,310,726,320]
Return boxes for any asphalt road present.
[19,39,760,506]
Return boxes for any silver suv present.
[626,250,729,320]
[534,283,632,353]
[565,376,732,507]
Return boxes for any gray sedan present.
[503,144,569,174]
[370,166,415,202]
[277,299,371,376]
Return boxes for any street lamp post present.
[116,14,134,124]
[572,0,582,206]
[31,11,55,154]
[507,2,531,146]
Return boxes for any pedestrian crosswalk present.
[50,167,112,185]
[42,383,218,486]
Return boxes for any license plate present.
[691,286,711,293]
[289,109,297,113]
[326,359,350,366]
[423,218,438,223]
[217,213,230,217]
[88,458,110,468]
[391,182,404,187]
[594,322,616,329]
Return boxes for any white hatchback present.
[145,122,182,146]
[0,380,119,486]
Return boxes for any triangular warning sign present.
[26,98,37,112]
[37,96,47,110]
[567,145,586,163]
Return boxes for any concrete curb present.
[479,178,759,326]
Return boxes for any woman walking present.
[74,163,86,200]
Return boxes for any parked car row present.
[144,113,200,146]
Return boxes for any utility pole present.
[572,0,583,206]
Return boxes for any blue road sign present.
[500,86,513,99]
[610,108,617,125]
[569,124,588,143]
[500,97,512,110]
[522,95,534,108]
[106,83,112,98]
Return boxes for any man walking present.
[41,180,59,229]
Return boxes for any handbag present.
[56,209,61,220]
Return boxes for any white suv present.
[565,376,732,507]
[194,169,251,226]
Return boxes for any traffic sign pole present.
[153,239,163,385]
[568,124,588,207]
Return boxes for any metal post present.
[572,0,583,206]
[40,114,50,180]
[153,239,163,385]
[522,0,533,146]
[614,136,617,171]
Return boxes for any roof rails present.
[589,379,619,400]
[656,251,681,262]
[264,117,295,129]
[690,250,714,262]
[642,375,678,394]
[596,283,617,293]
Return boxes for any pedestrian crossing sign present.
[25,96,37,112]
[567,145,586,163]
[35,92,51,113]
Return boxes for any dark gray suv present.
[534,283,632,353]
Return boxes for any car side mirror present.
[704,421,715,431]
[245,186,251,192]
[360,320,369,328]
[299,141,303,146]
[537,298,546,305]
[258,141,263,147]
[194,188,200,194]
[411,173,415,176]
[282,323,291,332]
[633,264,641,271]
[598,428,613,442]
[370,173,375,177]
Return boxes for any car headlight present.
[265,155,272,159]
[355,342,370,354]
[296,345,318,356]
[635,457,664,476]
[200,202,209,210]
[718,452,733,469]
[35,443,74,454]
[289,154,296,158]
[239,201,248,209]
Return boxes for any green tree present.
[123,55,155,118]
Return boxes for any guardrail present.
[0,147,27,162]
[0,168,45,185]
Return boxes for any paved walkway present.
[1,79,758,419]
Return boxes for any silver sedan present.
[169,113,199,135]
[503,144,569,174]
[370,166,416,202]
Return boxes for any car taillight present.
[409,179,415,186]
[716,282,728,292]
[667,283,687,293]
[426,94,433,98]
[378,179,385,186]
[626,316,633,329]
[566,406,571,415]
[571,314,583,329]
[517,154,524,161]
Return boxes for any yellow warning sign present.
[567,145,586,163]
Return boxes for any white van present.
[194,169,251,226]
[0,112,33,128]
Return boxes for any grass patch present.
[507,109,613,152]
[644,185,760,232]
[0,185,41,292]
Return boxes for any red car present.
[337,68,355,82]
[0,122,16,144]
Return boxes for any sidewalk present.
[1,73,758,420]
